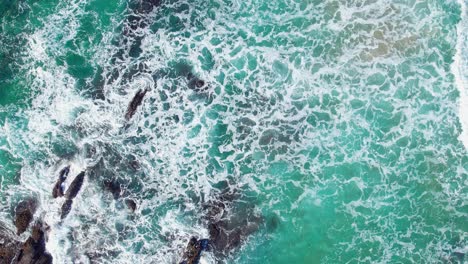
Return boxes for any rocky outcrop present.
[15,199,37,235]
[125,89,148,120]
[0,224,21,263]
[207,217,260,254]
[15,221,53,264]
[60,171,86,220]
[178,188,262,263]
[0,221,53,264]
[203,190,262,256]
[179,237,210,264]
[60,199,73,220]
[52,166,70,198]
[65,171,85,200]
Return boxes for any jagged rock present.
[15,199,37,235]
[125,89,148,120]
[60,199,73,220]
[65,171,85,200]
[15,221,53,264]
[52,165,70,198]
[179,237,210,264]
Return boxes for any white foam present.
[1,0,466,263]
[453,0,468,150]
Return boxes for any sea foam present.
[454,0,468,149]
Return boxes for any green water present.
[0,0,467,263]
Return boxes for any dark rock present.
[15,199,37,235]
[126,14,145,31]
[179,237,210,264]
[187,73,207,92]
[129,160,140,171]
[65,171,85,200]
[208,220,259,254]
[125,89,148,120]
[190,79,205,89]
[452,251,465,262]
[266,213,280,232]
[60,199,73,220]
[103,0,162,94]
[203,190,262,257]
[134,0,162,15]
[51,184,63,199]
[52,166,70,198]
[103,180,122,199]
[58,166,70,181]
[16,221,53,264]
[204,201,225,221]
[208,223,220,241]
[0,223,21,263]
[125,199,137,212]
[206,221,229,252]
[228,230,241,248]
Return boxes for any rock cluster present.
[1,211,52,263]
[179,237,210,264]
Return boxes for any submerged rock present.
[208,223,221,243]
[179,188,261,263]
[129,159,140,171]
[106,0,162,88]
[52,165,70,198]
[123,0,162,32]
[15,221,53,264]
[133,0,162,15]
[65,171,86,200]
[15,199,37,235]
[452,251,465,263]
[207,219,259,254]
[203,190,262,256]
[103,180,122,199]
[187,73,207,92]
[103,180,136,212]
[125,89,148,120]
[179,237,210,264]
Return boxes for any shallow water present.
[0,0,467,263]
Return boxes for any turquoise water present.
[0,0,467,263]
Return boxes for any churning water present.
[0,0,467,263]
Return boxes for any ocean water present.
[0,0,467,263]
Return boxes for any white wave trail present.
[454,0,468,149]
